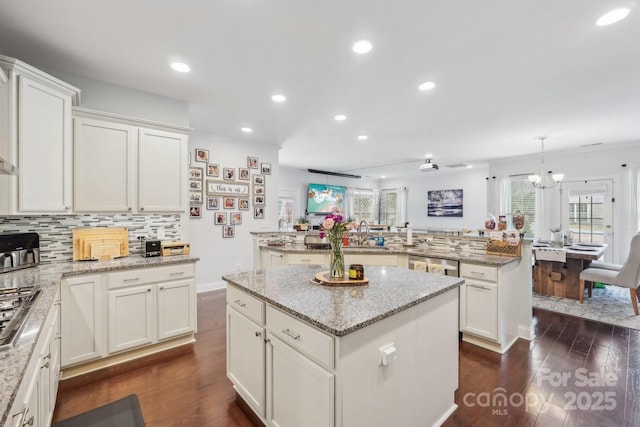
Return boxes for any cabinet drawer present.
[108,263,195,289]
[266,306,334,369]
[287,253,326,265]
[460,263,497,282]
[227,285,264,325]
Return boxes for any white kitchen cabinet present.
[138,128,187,212]
[108,284,156,353]
[61,274,104,367]
[73,109,190,213]
[5,289,61,427]
[60,263,197,377]
[0,56,80,214]
[459,261,520,353]
[266,333,334,427]
[73,117,136,212]
[227,305,266,417]
[158,279,196,340]
[260,249,286,269]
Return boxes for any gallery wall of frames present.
[189,149,272,238]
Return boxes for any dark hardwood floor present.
[53,290,640,426]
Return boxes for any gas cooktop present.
[0,285,41,351]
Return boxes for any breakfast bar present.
[223,265,463,427]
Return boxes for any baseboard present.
[432,403,458,427]
[197,280,226,293]
[518,324,535,340]
[461,333,518,354]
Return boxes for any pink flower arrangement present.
[318,210,357,240]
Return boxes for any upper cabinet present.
[73,109,189,214]
[0,55,81,214]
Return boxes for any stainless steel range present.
[0,232,41,350]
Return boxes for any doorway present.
[561,179,614,262]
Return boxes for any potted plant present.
[550,227,563,246]
[293,217,309,231]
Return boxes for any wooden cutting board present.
[73,228,129,260]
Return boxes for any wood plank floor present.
[53,290,640,426]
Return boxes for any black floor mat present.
[53,394,145,427]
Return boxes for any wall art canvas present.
[427,189,463,217]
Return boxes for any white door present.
[157,279,196,340]
[108,285,156,353]
[561,180,614,262]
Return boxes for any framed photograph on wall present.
[207,163,220,177]
[254,195,265,206]
[207,197,219,210]
[189,180,202,191]
[195,149,209,163]
[253,185,265,195]
[238,198,250,210]
[215,212,227,225]
[223,197,236,209]
[427,189,463,217]
[223,167,236,181]
[231,212,242,225]
[247,156,258,169]
[189,191,203,204]
[254,207,265,219]
[239,168,250,180]
[189,167,203,180]
[253,174,264,185]
[261,163,271,175]
[223,225,235,238]
[189,205,201,218]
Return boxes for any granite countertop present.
[222,265,463,337]
[260,244,520,266]
[0,255,199,426]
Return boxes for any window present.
[379,189,399,226]
[568,194,605,244]
[351,189,376,223]
[504,175,536,238]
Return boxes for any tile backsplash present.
[0,214,182,263]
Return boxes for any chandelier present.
[528,136,563,189]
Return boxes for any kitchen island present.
[223,265,463,427]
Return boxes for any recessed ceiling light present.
[357,135,368,141]
[466,165,473,169]
[170,62,191,73]
[334,114,347,121]
[241,127,253,133]
[596,8,630,26]
[381,175,387,179]
[419,81,436,91]
[425,153,433,158]
[271,94,286,103]
[352,40,373,54]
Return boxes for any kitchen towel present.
[413,261,427,272]
[428,264,445,275]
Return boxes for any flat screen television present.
[306,183,346,214]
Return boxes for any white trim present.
[73,107,193,134]
[518,324,534,340]
[197,280,227,293]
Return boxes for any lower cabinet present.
[5,290,60,427]
[226,286,334,427]
[459,279,498,340]
[60,263,196,374]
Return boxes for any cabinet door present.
[61,275,104,367]
[460,280,498,341]
[266,333,334,427]
[108,285,156,353]
[38,320,54,426]
[157,279,196,340]
[18,75,72,213]
[227,307,266,417]
[137,128,187,212]
[74,117,136,212]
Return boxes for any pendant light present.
[528,136,564,189]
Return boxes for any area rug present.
[53,394,145,427]
[533,285,640,331]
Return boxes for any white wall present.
[189,132,280,291]
[384,166,489,231]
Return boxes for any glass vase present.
[329,237,345,279]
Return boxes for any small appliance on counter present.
[0,232,40,274]
[145,240,162,257]
[161,241,190,256]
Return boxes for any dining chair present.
[579,233,640,315]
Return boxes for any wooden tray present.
[312,271,369,287]
[73,227,129,260]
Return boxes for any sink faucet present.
[357,220,369,246]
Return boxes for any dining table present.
[533,243,608,300]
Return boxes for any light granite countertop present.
[0,255,199,426]
[260,244,520,266]
[222,265,463,337]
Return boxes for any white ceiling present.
[0,1,639,179]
